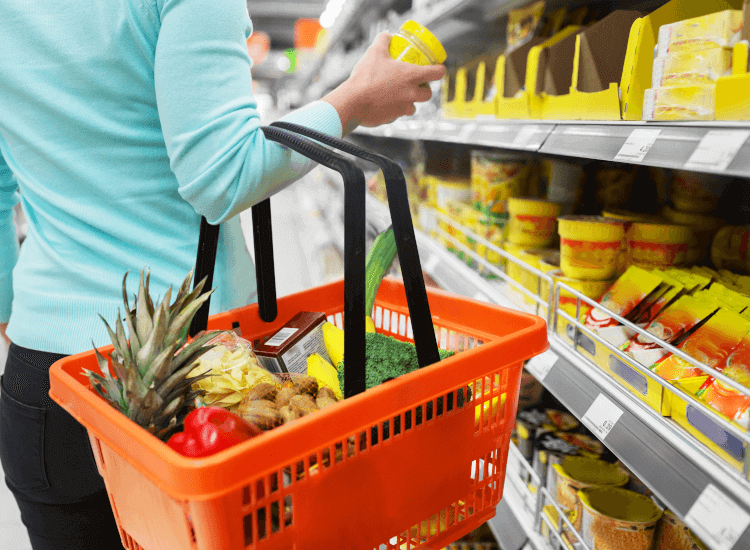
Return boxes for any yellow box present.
[671,378,747,472]
[716,6,750,120]
[657,9,743,56]
[643,85,717,120]
[441,68,468,119]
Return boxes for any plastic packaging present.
[652,48,733,87]
[558,216,626,281]
[657,10,743,57]
[470,150,527,215]
[627,222,693,269]
[389,20,447,65]
[643,85,716,121]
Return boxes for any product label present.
[511,125,542,149]
[685,130,750,172]
[264,327,299,348]
[685,484,750,550]
[527,349,559,381]
[257,355,282,373]
[582,394,623,440]
[615,128,662,162]
[280,324,329,374]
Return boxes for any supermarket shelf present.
[353,117,750,177]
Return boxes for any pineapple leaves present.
[136,270,154,344]
[170,269,194,317]
[142,342,178,389]
[164,288,214,346]
[135,298,168,372]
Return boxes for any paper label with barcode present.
[582,394,623,440]
[527,350,558,381]
[264,327,298,348]
[512,125,541,149]
[686,484,750,550]
[614,128,661,162]
[685,130,750,172]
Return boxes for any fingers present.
[406,63,447,83]
[371,32,394,53]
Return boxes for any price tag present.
[527,349,558,381]
[614,128,662,162]
[685,130,750,172]
[512,125,541,149]
[686,484,750,550]
[582,394,623,440]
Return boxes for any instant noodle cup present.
[519,249,560,305]
[558,216,625,281]
[507,198,561,247]
[627,222,693,269]
[504,242,526,285]
[595,165,638,209]
[545,432,605,493]
[532,432,580,490]
[554,457,629,527]
[577,487,662,550]
[602,210,665,275]
[389,20,447,66]
[474,216,507,268]
[541,270,614,319]
[655,509,707,550]
[712,226,750,274]
[664,206,725,265]
[671,170,726,214]
[470,150,528,215]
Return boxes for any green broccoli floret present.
[337,332,469,442]
[337,332,454,391]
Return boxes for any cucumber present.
[365,226,397,316]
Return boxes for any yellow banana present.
[321,322,344,367]
[366,316,376,333]
[306,353,343,400]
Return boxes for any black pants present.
[0,344,124,550]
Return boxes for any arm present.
[154,0,444,224]
[0,150,19,344]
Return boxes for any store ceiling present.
[247,1,327,50]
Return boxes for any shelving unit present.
[354,118,750,178]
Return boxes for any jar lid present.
[401,20,447,64]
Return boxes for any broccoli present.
[338,332,470,442]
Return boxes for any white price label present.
[685,130,750,172]
[512,125,541,149]
[614,128,662,162]
[685,484,750,550]
[527,350,558,381]
[582,394,623,440]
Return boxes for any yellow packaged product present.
[642,85,716,121]
[653,308,750,380]
[541,269,614,319]
[507,197,561,247]
[712,226,750,273]
[577,487,662,550]
[595,166,638,210]
[663,206,725,265]
[558,216,626,281]
[470,150,527,215]
[627,222,693,269]
[507,0,546,52]
[628,271,685,326]
[671,171,726,215]
[429,175,471,209]
[519,249,560,305]
[474,216,507,267]
[652,48,733,87]
[389,20,447,66]
[584,266,664,348]
[541,505,576,550]
[657,10,743,56]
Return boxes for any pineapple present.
[84,269,218,440]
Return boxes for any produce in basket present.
[166,406,261,457]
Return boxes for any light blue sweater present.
[0,0,342,354]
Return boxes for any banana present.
[366,315,376,333]
[306,353,343,400]
[321,322,344,368]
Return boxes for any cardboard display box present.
[534,26,586,119]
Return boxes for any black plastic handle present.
[189,126,368,397]
[271,121,441,369]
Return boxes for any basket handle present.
[189,126,368,397]
[271,121,441,369]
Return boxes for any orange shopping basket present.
[49,123,548,550]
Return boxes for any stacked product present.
[644,9,743,121]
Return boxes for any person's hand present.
[0,323,9,347]
[323,33,446,134]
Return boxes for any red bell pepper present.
[167,407,261,457]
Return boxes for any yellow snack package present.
[470,150,528,215]
[652,48,733,88]
[643,85,716,121]
[653,308,750,380]
[657,10,743,56]
[630,271,685,325]
[507,1,546,52]
[584,266,664,347]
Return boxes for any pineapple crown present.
[84,269,218,439]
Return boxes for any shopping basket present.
[49,123,548,550]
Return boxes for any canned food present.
[507,198,561,247]
[389,20,447,66]
[558,216,625,280]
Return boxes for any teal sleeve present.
[154,0,342,225]
[0,152,19,323]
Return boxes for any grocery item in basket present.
[389,20,447,65]
[652,48,733,87]
[507,197,561,247]
[84,269,219,441]
[627,222,693,269]
[642,85,716,121]
[697,331,750,428]
[166,406,261,457]
[653,308,750,380]
[507,0,546,52]
[584,266,664,347]
[470,150,527,215]
[664,206,725,265]
[622,295,718,368]
[558,216,626,281]
[554,456,629,527]
[577,487,662,550]
[712,226,750,273]
[657,10,743,56]
[254,312,331,374]
[655,509,708,550]
[306,353,344,400]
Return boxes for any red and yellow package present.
[622,295,717,367]
[653,309,750,380]
[697,333,750,428]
